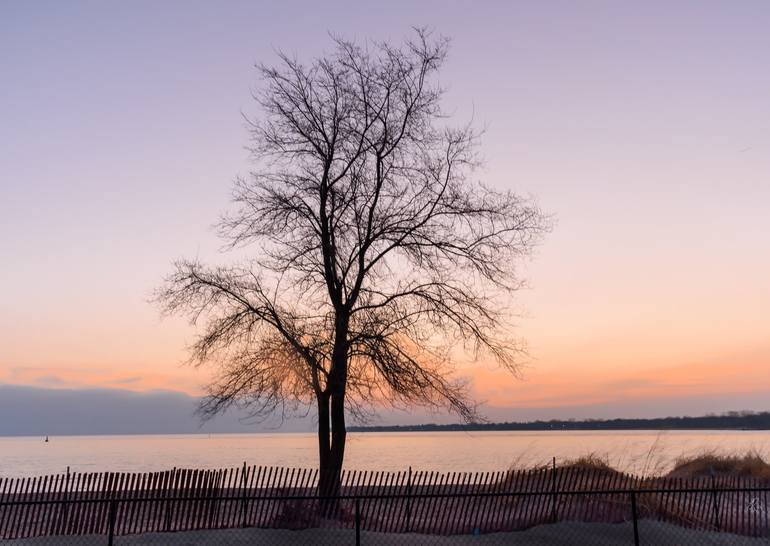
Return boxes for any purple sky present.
[1,1,769,422]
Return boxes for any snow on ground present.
[5,521,769,545]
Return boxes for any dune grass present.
[559,454,620,474]
[510,450,770,481]
[668,450,770,480]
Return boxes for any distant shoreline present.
[2,412,769,438]
[349,412,770,433]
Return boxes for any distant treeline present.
[349,411,770,433]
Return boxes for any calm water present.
[1,430,769,478]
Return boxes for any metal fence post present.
[355,498,361,546]
[630,491,640,546]
[107,499,117,546]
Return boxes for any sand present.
[5,521,769,545]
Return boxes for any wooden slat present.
[265,466,284,528]
[484,471,505,532]
[0,477,9,538]
[475,471,496,532]
[384,470,402,532]
[89,472,103,535]
[557,466,573,521]
[67,472,83,535]
[246,466,264,527]
[253,466,273,527]
[467,471,489,533]
[405,469,421,533]
[607,470,620,523]
[529,468,549,526]
[496,469,517,531]
[389,470,409,533]
[187,469,202,531]
[117,472,134,535]
[101,473,117,534]
[9,477,24,539]
[19,476,38,538]
[145,471,159,533]
[422,470,443,534]
[572,469,599,521]
[5,477,22,539]
[135,471,150,534]
[194,469,209,530]
[535,466,554,524]
[731,474,739,534]
[521,468,541,528]
[454,471,477,534]
[39,474,56,537]
[356,470,375,531]
[454,471,473,532]
[696,476,711,530]
[435,470,454,534]
[85,472,102,535]
[0,477,12,538]
[374,470,394,532]
[238,464,249,528]
[425,471,447,534]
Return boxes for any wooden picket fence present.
[1,464,769,540]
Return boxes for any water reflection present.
[0,430,767,478]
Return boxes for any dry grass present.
[507,450,770,481]
[559,454,620,475]
[507,453,620,475]
[666,450,770,480]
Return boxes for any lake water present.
[1,430,769,478]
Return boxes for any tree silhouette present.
[157,29,550,493]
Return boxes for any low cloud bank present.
[2,384,768,436]
[0,385,312,436]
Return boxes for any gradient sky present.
[2,1,769,421]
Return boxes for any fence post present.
[551,457,558,522]
[355,498,361,546]
[406,466,412,532]
[107,499,117,546]
[710,474,721,531]
[630,491,640,546]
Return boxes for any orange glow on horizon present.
[6,340,769,417]
[467,345,770,409]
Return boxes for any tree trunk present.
[318,312,349,517]
[318,390,345,517]
[329,389,346,481]
[317,392,340,517]
[317,392,331,487]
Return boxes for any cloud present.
[33,375,67,386]
[463,349,770,410]
[3,380,769,437]
[0,384,314,436]
[112,376,142,384]
[3,366,204,395]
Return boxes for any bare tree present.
[157,29,550,493]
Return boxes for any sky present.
[1,1,769,428]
